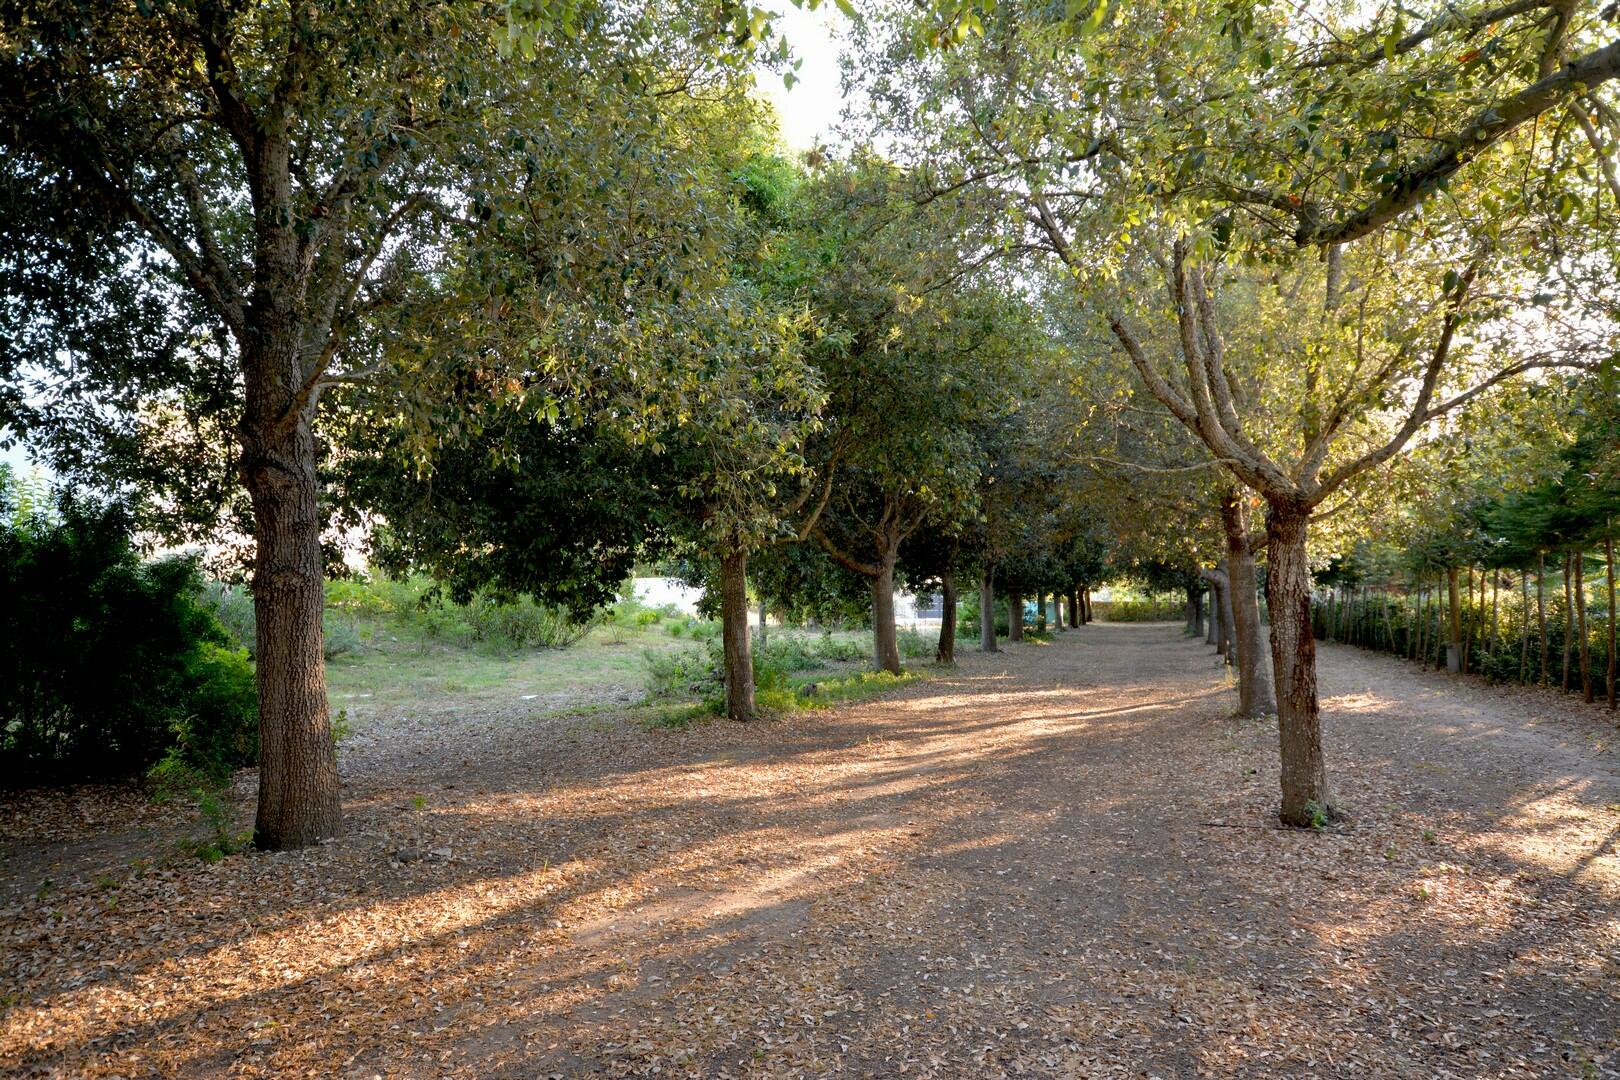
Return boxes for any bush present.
[811,632,867,662]
[463,593,593,650]
[755,636,824,673]
[897,628,932,659]
[642,645,721,700]
[0,493,259,785]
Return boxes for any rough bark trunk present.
[1008,590,1024,642]
[241,376,341,850]
[980,573,998,653]
[720,550,756,721]
[1264,499,1333,826]
[871,561,902,674]
[936,570,957,664]
[1221,493,1276,717]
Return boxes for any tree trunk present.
[1577,551,1592,703]
[1221,493,1276,717]
[1188,587,1204,638]
[758,596,768,648]
[980,573,998,653]
[1519,571,1531,685]
[1264,498,1332,826]
[1458,566,1470,676]
[1207,588,1218,645]
[1082,587,1092,624]
[1537,552,1548,686]
[1607,534,1617,711]
[872,560,901,675]
[720,550,756,721]
[241,395,341,850]
[1068,586,1081,628]
[936,570,957,664]
[1008,590,1024,642]
[1563,552,1574,692]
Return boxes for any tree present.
[850,0,1614,824]
[1,0,773,846]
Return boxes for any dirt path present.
[4,624,1619,1078]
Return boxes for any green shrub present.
[642,645,721,699]
[197,581,256,654]
[0,491,259,785]
[755,636,824,672]
[897,628,932,659]
[463,593,593,650]
[811,632,867,662]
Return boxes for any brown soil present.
[3,623,1617,1078]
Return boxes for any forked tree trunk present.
[241,388,341,850]
[980,573,998,653]
[720,550,756,721]
[936,570,957,663]
[1221,493,1275,717]
[1264,499,1332,826]
[871,560,901,675]
[1008,590,1024,642]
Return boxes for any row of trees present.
[4,0,1615,841]
[851,0,1619,825]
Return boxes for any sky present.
[758,3,849,150]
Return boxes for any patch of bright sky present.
[757,3,849,150]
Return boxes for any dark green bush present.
[0,492,258,785]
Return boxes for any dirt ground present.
[3,623,1618,1078]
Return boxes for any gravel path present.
[3,623,1618,1078]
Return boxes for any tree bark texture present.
[720,550,756,721]
[936,570,957,663]
[1008,590,1024,642]
[871,561,902,675]
[1221,493,1276,717]
[980,573,998,653]
[242,367,341,850]
[1264,499,1333,826]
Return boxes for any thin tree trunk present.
[872,561,901,675]
[936,570,957,664]
[1068,586,1081,628]
[1205,588,1218,644]
[1607,534,1617,711]
[1084,587,1093,624]
[1458,566,1470,676]
[1519,570,1531,685]
[1008,590,1024,642]
[1265,499,1332,825]
[720,550,756,721]
[1578,550,1592,703]
[243,403,342,850]
[758,596,768,648]
[1221,493,1275,716]
[1538,552,1548,687]
[1564,552,1575,692]
[979,572,998,653]
[1489,571,1500,662]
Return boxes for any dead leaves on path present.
[3,628,1619,1077]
